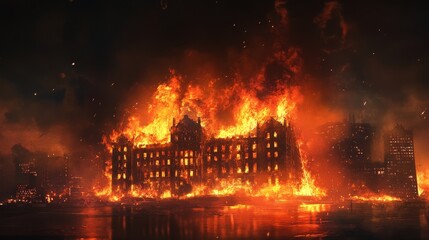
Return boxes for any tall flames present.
[108,70,302,146]
[93,65,330,201]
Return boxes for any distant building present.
[13,144,39,202]
[112,115,302,196]
[384,125,418,199]
[69,176,84,199]
[317,117,375,192]
[363,162,385,193]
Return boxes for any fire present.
[107,70,301,146]
[293,141,326,198]
[417,169,429,197]
[351,194,401,202]
[94,159,114,200]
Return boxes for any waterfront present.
[0,200,428,239]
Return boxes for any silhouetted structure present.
[112,115,302,196]
[384,125,418,199]
[317,117,375,194]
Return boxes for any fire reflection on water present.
[110,203,331,239]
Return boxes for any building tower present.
[384,125,418,199]
[170,115,203,194]
[112,135,133,193]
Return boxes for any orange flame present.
[293,141,326,198]
[107,70,302,146]
[351,194,401,202]
[417,169,429,197]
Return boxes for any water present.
[0,201,428,239]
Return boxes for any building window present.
[190,151,193,157]
[253,152,257,158]
[162,171,165,177]
[156,160,159,166]
[267,143,270,148]
[185,150,189,157]
[190,158,193,165]
[253,163,257,173]
[144,152,147,158]
[267,152,271,158]
[136,153,140,159]
[266,132,270,139]
[273,131,277,138]
[222,145,226,152]
[275,164,279,170]
[236,154,241,160]
[245,163,249,173]
[124,147,127,152]
[185,158,188,166]
[190,170,194,177]
[236,145,241,151]
[252,143,257,150]
[156,171,159,178]
[274,141,278,148]
[274,151,278,158]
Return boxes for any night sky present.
[0,0,428,176]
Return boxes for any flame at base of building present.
[103,115,325,201]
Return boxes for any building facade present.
[384,125,419,199]
[112,115,302,196]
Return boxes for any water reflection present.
[111,203,332,239]
[0,201,427,239]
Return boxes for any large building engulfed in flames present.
[112,115,302,196]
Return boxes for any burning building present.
[384,125,419,199]
[111,115,302,196]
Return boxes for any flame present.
[417,169,429,197]
[293,141,326,198]
[107,70,301,146]
[351,194,401,202]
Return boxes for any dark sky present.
[0,0,428,167]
